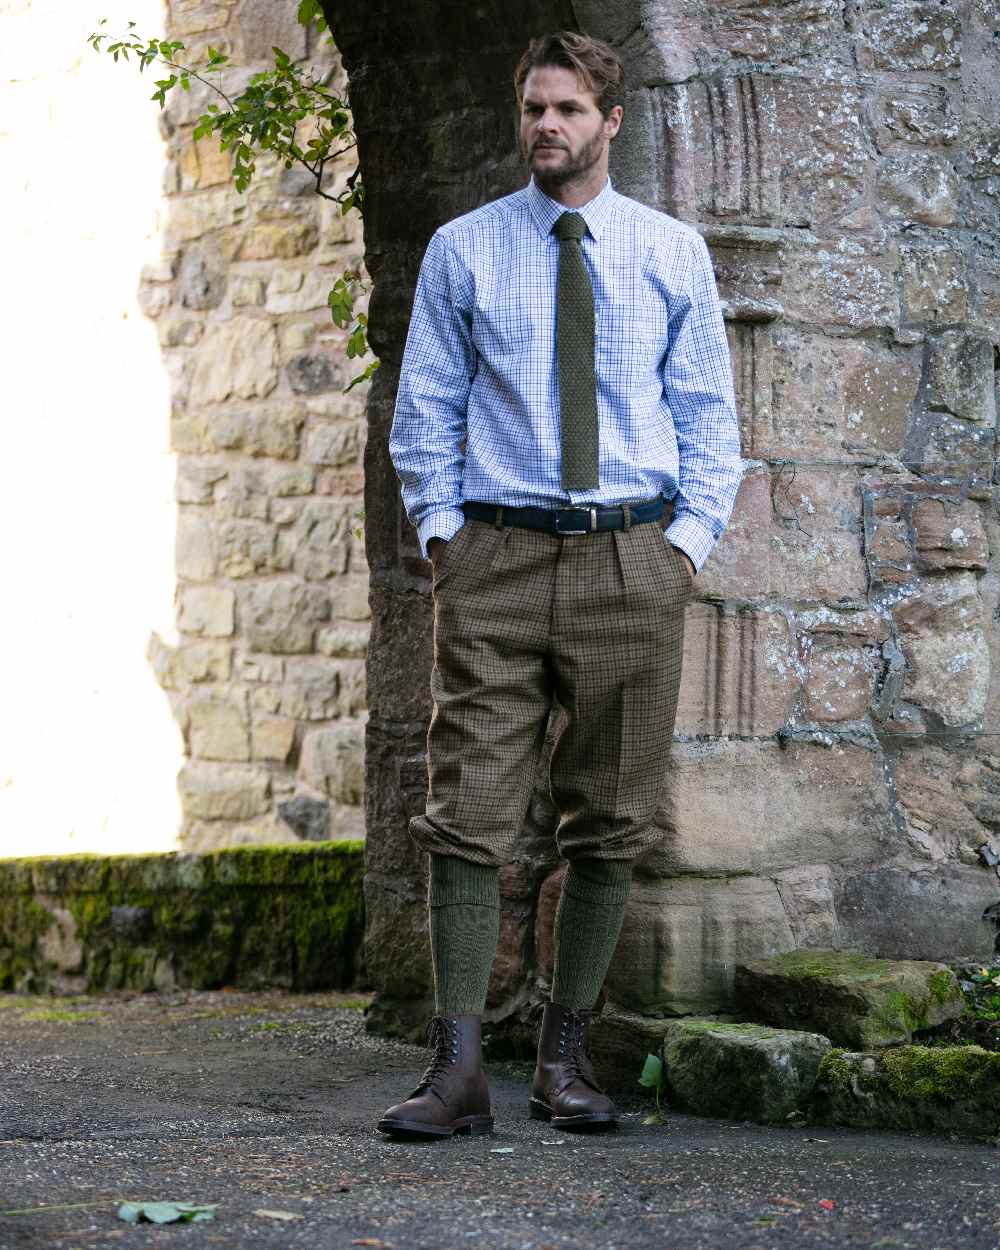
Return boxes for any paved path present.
[1,991,998,1249]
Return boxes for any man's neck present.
[533,171,609,210]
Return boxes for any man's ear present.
[604,104,624,141]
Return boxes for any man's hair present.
[514,31,625,119]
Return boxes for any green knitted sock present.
[428,853,501,1016]
[551,858,634,1011]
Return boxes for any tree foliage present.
[87,2,376,389]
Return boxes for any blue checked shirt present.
[389,176,744,570]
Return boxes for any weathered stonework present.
[137,2,369,851]
[139,1,999,1032]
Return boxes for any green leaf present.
[345,359,379,392]
[641,1111,667,1125]
[638,1053,665,1089]
[117,1203,217,1226]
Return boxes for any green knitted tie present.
[553,211,599,492]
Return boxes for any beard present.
[523,122,606,190]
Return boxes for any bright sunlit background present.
[0,0,182,856]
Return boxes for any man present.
[379,31,743,1139]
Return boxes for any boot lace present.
[415,1015,460,1090]
[557,1011,601,1090]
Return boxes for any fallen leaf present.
[490,1147,514,1154]
[642,1112,668,1126]
[772,1196,803,1208]
[818,1199,836,1211]
[254,1209,303,1222]
[350,1241,388,1247]
[804,1137,829,1143]
[117,1202,217,1225]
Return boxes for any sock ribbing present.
[428,853,500,1016]
[551,857,634,1011]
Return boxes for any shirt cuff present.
[664,514,718,573]
[417,507,466,560]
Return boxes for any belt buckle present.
[555,506,597,536]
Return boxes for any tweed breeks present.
[408,516,690,867]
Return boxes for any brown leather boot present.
[377,1014,494,1138]
[529,1001,617,1131]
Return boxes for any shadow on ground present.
[1,991,998,1249]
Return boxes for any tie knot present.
[554,211,587,242]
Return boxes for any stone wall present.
[326,0,1000,1039]
[145,0,370,849]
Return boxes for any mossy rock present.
[0,841,366,995]
[813,1045,1000,1139]
[734,950,964,1049]
[660,1017,832,1123]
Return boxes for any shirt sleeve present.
[388,230,476,559]
[661,232,745,572]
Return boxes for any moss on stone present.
[754,950,890,982]
[0,841,366,995]
[816,1047,853,1093]
[928,970,958,1006]
[671,1018,782,1040]
[881,1045,1000,1102]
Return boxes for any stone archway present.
[324,0,1000,1044]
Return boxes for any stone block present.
[876,151,960,226]
[216,519,279,578]
[252,716,296,763]
[279,658,341,720]
[304,420,365,466]
[178,762,270,821]
[488,899,532,1007]
[317,625,369,658]
[230,275,265,307]
[300,723,365,804]
[238,579,330,653]
[835,866,998,961]
[703,0,844,64]
[875,83,960,149]
[675,605,797,736]
[900,244,967,324]
[803,643,878,721]
[926,331,997,423]
[588,1005,676,1093]
[338,660,367,717]
[266,270,336,314]
[175,509,216,580]
[284,500,352,581]
[643,740,891,878]
[813,1045,1000,1139]
[287,353,345,395]
[763,326,921,460]
[852,0,962,71]
[892,745,991,863]
[177,587,235,637]
[735,949,964,1048]
[605,875,795,1016]
[533,864,567,984]
[679,76,865,228]
[911,498,988,571]
[277,795,330,842]
[147,635,231,688]
[780,238,899,332]
[238,222,319,260]
[661,1018,832,1123]
[188,688,250,762]
[189,318,279,404]
[773,865,842,948]
[206,404,305,460]
[177,243,226,310]
[904,627,989,726]
[235,0,308,63]
[697,467,867,603]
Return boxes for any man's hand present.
[672,545,695,582]
[427,536,447,567]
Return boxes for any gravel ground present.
[1,990,999,1250]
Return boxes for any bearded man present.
[380,30,743,1138]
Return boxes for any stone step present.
[734,949,964,1049]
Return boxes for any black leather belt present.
[462,497,664,535]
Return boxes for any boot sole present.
[376,1114,494,1139]
[528,1097,617,1131]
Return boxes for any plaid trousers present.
[408,511,691,868]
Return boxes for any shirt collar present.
[526,175,616,242]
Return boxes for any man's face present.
[518,64,622,187]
